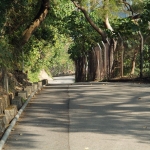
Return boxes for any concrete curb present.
[0,89,38,150]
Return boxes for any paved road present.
[3,77,150,150]
[48,75,75,84]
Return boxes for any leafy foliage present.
[0,0,150,82]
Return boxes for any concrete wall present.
[0,80,47,133]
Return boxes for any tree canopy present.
[0,0,150,82]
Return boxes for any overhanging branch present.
[122,0,141,19]
[21,0,50,46]
[71,1,107,43]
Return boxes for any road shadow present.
[4,83,150,149]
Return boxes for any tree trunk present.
[130,50,138,75]
[75,56,86,82]
[21,0,50,46]
[101,41,107,79]
[119,36,124,77]
[97,43,104,80]
[108,39,118,78]
[88,49,95,81]
[87,51,92,81]
[75,60,78,82]
[138,31,144,78]
[94,46,100,80]
[104,42,110,79]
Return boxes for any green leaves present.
[0,37,13,68]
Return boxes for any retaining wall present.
[0,80,47,133]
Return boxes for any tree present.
[69,0,122,78]
[64,0,150,80]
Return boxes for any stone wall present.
[0,80,46,133]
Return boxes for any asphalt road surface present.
[48,75,75,84]
[3,76,150,150]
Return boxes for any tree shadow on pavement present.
[4,83,150,149]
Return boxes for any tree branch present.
[122,0,141,19]
[21,0,50,46]
[103,0,114,31]
[122,0,134,16]
[71,1,107,43]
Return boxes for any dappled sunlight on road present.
[68,83,150,149]
[4,79,150,150]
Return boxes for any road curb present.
[0,90,38,150]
